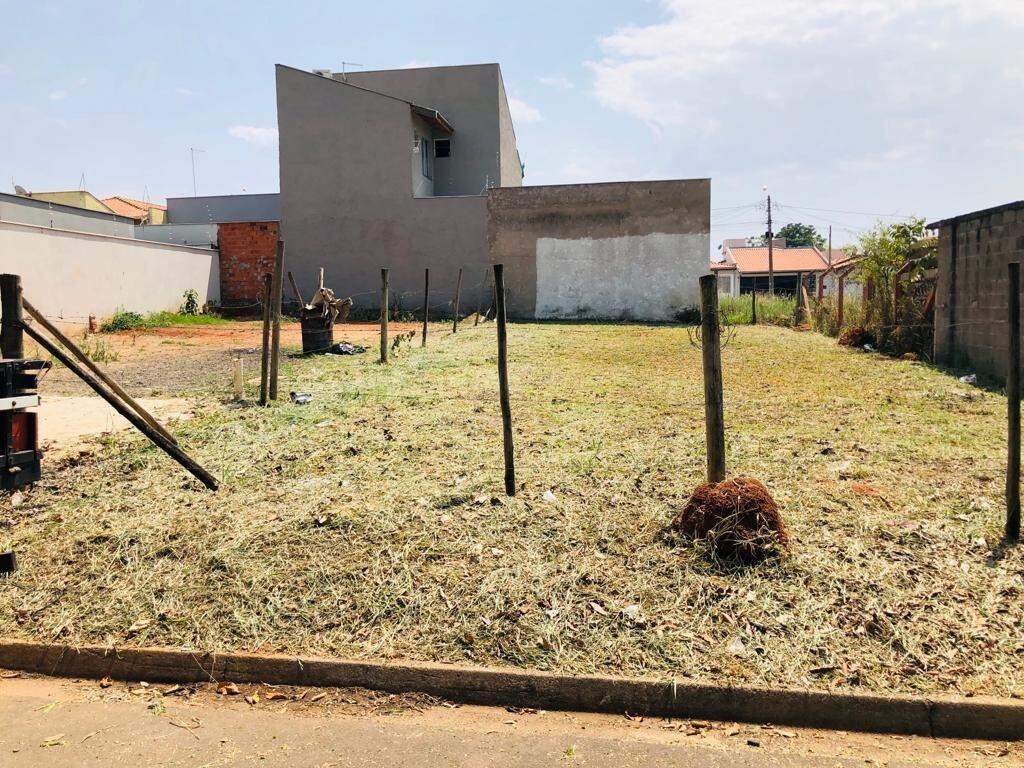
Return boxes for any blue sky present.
[3,0,1022,247]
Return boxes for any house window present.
[435,139,451,158]
[420,136,433,179]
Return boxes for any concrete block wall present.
[217,221,279,304]
[933,201,1024,385]
[488,179,710,320]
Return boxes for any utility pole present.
[764,190,774,296]
[827,226,833,266]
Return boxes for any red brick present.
[217,221,279,303]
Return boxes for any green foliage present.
[811,295,864,337]
[777,222,826,250]
[718,293,796,327]
[79,338,120,362]
[180,289,200,316]
[100,309,226,333]
[100,310,148,332]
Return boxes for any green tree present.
[776,222,826,249]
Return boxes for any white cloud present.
[48,90,67,101]
[403,60,437,69]
[175,87,195,96]
[588,0,1024,130]
[228,125,279,147]
[508,96,542,124]
[539,75,574,90]
[77,77,88,86]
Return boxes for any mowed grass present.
[1,322,1021,697]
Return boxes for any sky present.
[2,0,1023,248]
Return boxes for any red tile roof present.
[712,246,829,274]
[101,196,166,220]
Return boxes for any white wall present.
[0,220,219,322]
[534,232,709,321]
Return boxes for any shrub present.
[180,289,200,316]
[100,310,147,333]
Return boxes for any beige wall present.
[488,179,711,320]
[28,191,114,214]
[0,220,219,322]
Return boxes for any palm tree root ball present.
[671,477,789,564]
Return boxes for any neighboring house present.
[0,191,135,237]
[101,195,167,224]
[277,63,709,320]
[166,193,280,224]
[712,239,839,295]
[19,189,114,214]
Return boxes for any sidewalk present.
[0,673,1014,767]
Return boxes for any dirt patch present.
[38,396,192,455]
[671,477,789,563]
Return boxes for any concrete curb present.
[0,640,1021,741]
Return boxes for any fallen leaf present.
[40,734,66,748]
[217,682,240,696]
[726,637,746,656]
[99,676,112,688]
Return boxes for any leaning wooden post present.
[268,240,285,401]
[493,263,516,496]
[421,268,429,347]
[750,291,757,325]
[380,268,389,364]
[795,271,804,323]
[699,274,726,483]
[1007,262,1021,542]
[452,267,463,334]
[259,274,272,406]
[20,322,219,490]
[0,274,24,360]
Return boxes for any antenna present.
[78,172,87,190]
[338,61,363,81]
[189,147,205,197]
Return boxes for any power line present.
[777,203,918,220]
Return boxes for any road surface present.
[0,673,1015,767]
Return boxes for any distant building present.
[21,189,114,214]
[101,195,167,224]
[711,239,837,295]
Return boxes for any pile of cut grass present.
[1,323,1020,697]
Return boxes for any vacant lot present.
[2,322,1021,697]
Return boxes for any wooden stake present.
[259,274,272,406]
[751,291,757,325]
[21,322,218,490]
[452,267,463,334]
[233,357,245,400]
[380,268,389,364]
[268,240,285,401]
[22,299,178,445]
[421,268,429,347]
[1007,262,1021,542]
[493,264,515,496]
[0,274,24,360]
[699,274,726,483]
[837,272,846,331]
[287,270,304,309]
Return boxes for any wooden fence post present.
[751,291,757,325]
[452,267,463,334]
[421,268,429,347]
[259,274,272,406]
[1007,261,1021,542]
[795,271,804,323]
[837,272,846,331]
[699,275,726,483]
[268,239,285,401]
[493,263,516,496]
[0,274,24,360]
[380,268,389,364]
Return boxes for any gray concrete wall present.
[166,193,280,224]
[341,64,507,196]
[488,180,711,320]
[496,69,523,188]
[277,64,490,311]
[0,220,219,322]
[933,201,1024,384]
[0,192,135,237]
[134,223,218,248]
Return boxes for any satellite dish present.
[13,184,30,196]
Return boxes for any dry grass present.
[1,322,1021,697]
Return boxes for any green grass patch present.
[100,309,228,333]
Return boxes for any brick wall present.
[217,221,279,304]
[933,201,1024,385]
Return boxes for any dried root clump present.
[671,477,789,564]
[837,326,871,348]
